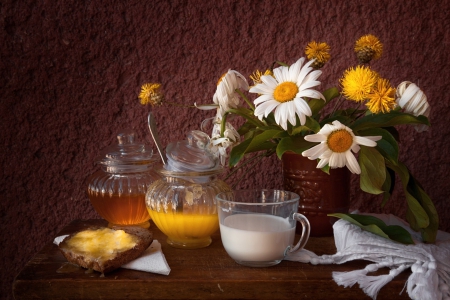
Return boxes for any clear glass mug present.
[216,189,310,267]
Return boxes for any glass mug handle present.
[285,213,311,256]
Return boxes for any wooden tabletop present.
[13,219,411,300]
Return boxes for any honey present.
[148,209,219,248]
[86,130,160,229]
[88,191,151,228]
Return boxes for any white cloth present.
[54,236,171,275]
[285,214,450,300]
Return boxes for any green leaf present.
[351,111,430,132]
[245,129,280,152]
[308,87,339,118]
[276,61,289,67]
[229,138,252,167]
[308,98,326,116]
[237,121,257,136]
[228,130,280,167]
[276,136,312,159]
[323,87,340,102]
[320,164,330,174]
[358,127,399,164]
[329,213,415,244]
[319,115,354,127]
[381,167,395,207]
[226,107,265,128]
[385,161,430,231]
[407,173,439,243]
[291,116,321,135]
[359,146,386,194]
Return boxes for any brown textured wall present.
[2,0,450,298]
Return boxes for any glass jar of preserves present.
[145,130,231,249]
[146,168,231,249]
[87,130,160,229]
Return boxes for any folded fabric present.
[285,214,450,300]
[121,239,171,275]
[54,236,171,275]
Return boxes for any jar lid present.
[97,130,158,171]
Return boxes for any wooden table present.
[13,219,411,299]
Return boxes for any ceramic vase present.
[281,152,350,236]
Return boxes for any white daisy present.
[301,120,381,174]
[249,57,325,130]
[213,70,249,117]
[395,81,430,132]
[207,118,240,165]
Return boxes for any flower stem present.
[220,113,229,138]
[236,88,254,110]
[330,95,344,116]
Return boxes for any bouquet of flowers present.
[140,35,437,244]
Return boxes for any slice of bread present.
[58,225,153,274]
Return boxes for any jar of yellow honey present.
[145,168,230,249]
[87,130,160,229]
[145,130,231,249]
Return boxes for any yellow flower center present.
[217,72,227,86]
[355,34,383,60]
[274,82,298,103]
[327,129,353,153]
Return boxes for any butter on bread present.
[58,226,153,274]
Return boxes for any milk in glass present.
[220,214,295,261]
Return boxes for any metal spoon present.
[147,112,167,164]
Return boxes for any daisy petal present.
[354,136,381,147]
[288,58,302,82]
[304,133,327,143]
[298,90,325,100]
[194,103,219,110]
[260,75,279,89]
[274,104,288,130]
[254,94,274,105]
[302,143,327,159]
[316,157,329,169]
[345,151,361,174]
[254,100,279,117]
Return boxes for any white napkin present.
[285,214,450,300]
[54,236,171,275]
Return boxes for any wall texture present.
[2,0,449,298]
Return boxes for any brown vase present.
[281,152,350,237]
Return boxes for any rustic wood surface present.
[13,219,411,299]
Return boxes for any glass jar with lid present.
[87,130,160,229]
[145,130,231,249]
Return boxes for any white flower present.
[194,102,218,110]
[213,70,249,117]
[207,118,240,165]
[249,57,325,130]
[396,81,430,132]
[301,120,381,174]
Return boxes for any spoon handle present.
[147,112,167,165]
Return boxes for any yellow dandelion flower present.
[355,34,383,63]
[305,41,331,68]
[366,78,396,114]
[139,83,164,106]
[340,65,378,102]
[249,69,273,86]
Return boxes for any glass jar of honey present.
[145,168,231,249]
[145,130,231,249]
[87,130,160,229]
